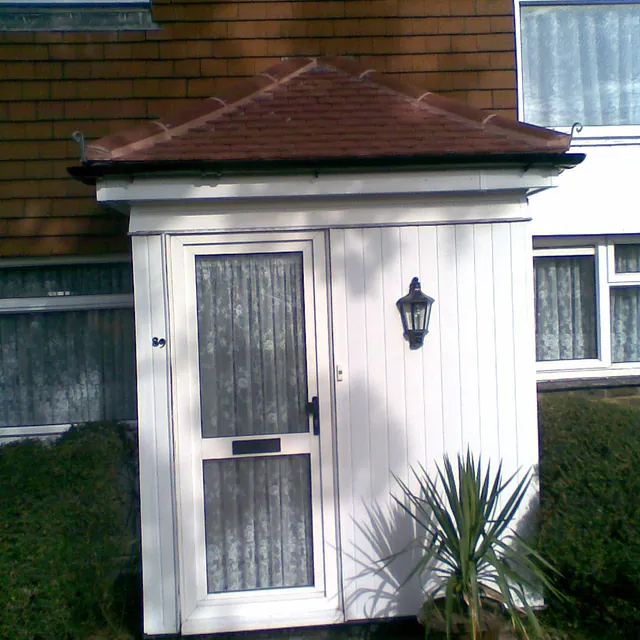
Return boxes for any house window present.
[0,257,137,436]
[534,238,640,379]
[517,0,640,133]
[0,0,157,32]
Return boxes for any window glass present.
[0,309,136,427]
[0,263,133,298]
[615,244,640,273]
[534,255,598,361]
[0,0,155,32]
[611,287,640,362]
[0,262,136,429]
[521,3,640,127]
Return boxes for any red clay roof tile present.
[85,57,571,164]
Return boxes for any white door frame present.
[168,231,341,635]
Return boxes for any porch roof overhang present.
[75,155,584,209]
[68,56,584,207]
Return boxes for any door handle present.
[306,396,320,436]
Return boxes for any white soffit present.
[96,167,560,205]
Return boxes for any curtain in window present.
[196,252,313,593]
[611,288,640,362]
[521,4,640,126]
[195,253,308,438]
[534,256,597,361]
[203,455,313,593]
[0,309,136,427]
[611,247,640,362]
[0,263,132,298]
[615,244,640,273]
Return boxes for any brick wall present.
[0,0,516,258]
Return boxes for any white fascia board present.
[127,193,530,235]
[96,167,559,205]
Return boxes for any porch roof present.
[72,56,581,178]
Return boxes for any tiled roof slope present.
[86,57,570,165]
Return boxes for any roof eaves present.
[68,152,586,185]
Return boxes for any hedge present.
[0,422,140,640]
[537,396,640,638]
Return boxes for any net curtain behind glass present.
[195,253,313,593]
[521,4,640,127]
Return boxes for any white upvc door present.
[169,231,341,635]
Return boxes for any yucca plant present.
[388,452,561,640]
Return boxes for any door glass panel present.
[203,455,314,593]
[195,253,309,438]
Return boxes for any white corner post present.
[132,234,180,635]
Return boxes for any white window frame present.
[534,236,640,381]
[0,254,135,438]
[514,0,640,145]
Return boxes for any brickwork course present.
[0,0,517,257]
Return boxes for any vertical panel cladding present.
[435,225,463,455]
[333,218,535,621]
[473,224,500,463]
[417,226,444,478]
[490,223,519,475]
[327,229,358,617]
[361,228,390,506]
[455,224,481,453]
[510,222,538,477]
[398,227,427,476]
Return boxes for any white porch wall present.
[127,192,541,634]
[330,222,538,621]
[530,144,640,237]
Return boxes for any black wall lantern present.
[396,277,434,349]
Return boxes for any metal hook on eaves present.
[569,122,583,144]
[71,131,87,164]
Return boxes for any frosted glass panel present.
[0,309,136,427]
[203,455,314,593]
[521,4,640,126]
[196,253,308,438]
[534,256,597,361]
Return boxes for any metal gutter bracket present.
[71,131,87,164]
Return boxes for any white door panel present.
[169,232,340,634]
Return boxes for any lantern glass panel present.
[412,303,426,331]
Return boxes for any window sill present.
[537,367,640,384]
[0,6,158,31]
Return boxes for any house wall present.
[330,220,539,620]
[0,0,517,258]
[529,144,640,238]
[528,142,640,394]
